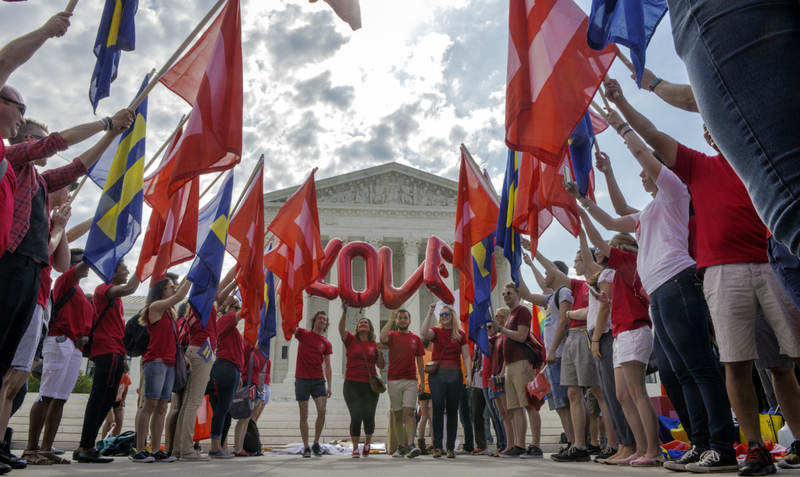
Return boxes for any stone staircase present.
[8,391,566,451]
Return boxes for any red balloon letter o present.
[338,242,381,308]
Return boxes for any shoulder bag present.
[82,300,114,359]
[230,354,255,419]
[360,341,386,394]
[424,331,452,375]
[172,317,189,392]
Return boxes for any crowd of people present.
[0,4,799,477]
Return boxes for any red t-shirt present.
[344,332,380,383]
[187,307,217,350]
[216,313,244,372]
[502,305,532,364]
[490,334,504,377]
[606,248,652,337]
[385,330,424,381]
[242,344,269,385]
[671,144,768,270]
[143,310,177,366]
[294,328,332,379]
[570,279,589,328]
[482,354,492,388]
[430,326,466,369]
[89,283,126,359]
[48,267,92,342]
[37,264,52,307]
[0,139,15,254]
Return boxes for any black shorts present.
[295,377,326,402]
[112,400,123,409]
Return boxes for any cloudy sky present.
[2,0,710,296]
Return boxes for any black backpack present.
[123,309,149,357]
[242,419,261,455]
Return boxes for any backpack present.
[551,286,567,311]
[123,309,149,357]
[97,431,136,456]
[242,419,262,455]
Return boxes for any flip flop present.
[22,451,53,466]
[39,451,70,464]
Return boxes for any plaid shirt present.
[5,133,86,253]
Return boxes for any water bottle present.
[778,422,793,448]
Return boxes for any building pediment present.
[263,162,457,209]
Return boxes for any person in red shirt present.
[293,310,333,458]
[24,250,92,465]
[131,275,190,464]
[486,310,509,457]
[379,308,425,458]
[421,303,472,458]
[338,303,385,459]
[232,341,269,457]
[74,258,139,464]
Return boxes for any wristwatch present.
[649,77,663,92]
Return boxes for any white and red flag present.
[263,170,325,340]
[505,0,617,165]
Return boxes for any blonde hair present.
[495,307,511,326]
[609,232,638,254]
[439,305,463,342]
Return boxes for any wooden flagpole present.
[198,170,226,200]
[616,50,635,73]
[128,0,228,110]
[143,112,191,173]
[65,0,79,13]
[598,84,611,110]
[66,175,87,206]
[590,101,608,119]
[231,155,264,217]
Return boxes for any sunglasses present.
[230,305,241,311]
[439,312,451,317]
[502,291,516,296]
[0,96,26,116]
[164,284,175,289]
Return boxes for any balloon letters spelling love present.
[305,236,455,307]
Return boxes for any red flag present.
[542,151,581,237]
[505,0,617,165]
[226,162,265,346]
[589,110,609,134]
[263,171,325,340]
[454,146,500,324]
[309,0,361,30]
[163,0,242,196]
[143,124,183,216]
[512,153,553,256]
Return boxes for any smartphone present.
[563,164,571,188]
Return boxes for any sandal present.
[22,451,53,466]
[39,450,70,464]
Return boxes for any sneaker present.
[75,448,114,464]
[446,450,456,458]
[594,445,617,463]
[551,442,572,460]
[587,444,603,456]
[208,449,234,459]
[432,448,443,458]
[551,445,591,463]
[406,444,421,458]
[499,445,526,458]
[473,448,493,455]
[664,445,704,472]
[778,440,800,469]
[684,450,738,473]
[193,443,203,453]
[521,445,544,459]
[178,451,210,462]
[152,450,177,463]
[392,445,406,458]
[0,441,26,469]
[351,448,360,459]
[311,443,323,457]
[738,442,775,476]
[455,447,472,455]
[129,450,155,463]
[52,448,65,455]
[302,447,311,458]
[362,444,371,457]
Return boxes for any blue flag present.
[187,171,234,328]
[469,233,495,357]
[496,149,522,285]
[259,259,277,360]
[568,111,596,198]
[586,0,667,88]
[90,0,138,113]
[83,75,147,284]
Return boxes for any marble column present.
[283,293,309,383]
[365,236,383,327]
[327,259,345,380]
[401,237,421,321]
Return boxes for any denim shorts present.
[143,359,175,401]
[544,357,568,410]
[295,377,326,402]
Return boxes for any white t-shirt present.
[629,166,697,294]
[542,288,573,360]
[587,269,615,333]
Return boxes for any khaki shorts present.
[504,360,536,410]
[388,379,418,411]
[704,262,800,362]
[560,328,601,387]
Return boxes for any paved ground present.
[9,453,800,477]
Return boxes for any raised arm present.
[147,278,190,323]
[48,204,70,256]
[604,77,678,167]
[420,302,436,341]
[338,302,348,342]
[567,307,587,322]
[579,209,612,258]
[522,251,553,294]
[595,152,640,216]
[77,119,134,171]
[534,251,571,290]
[216,272,238,304]
[375,341,386,370]
[380,310,395,344]
[565,181,635,233]
[51,225,70,273]
[59,109,136,148]
[605,108,663,183]
[578,229,602,277]
[636,68,699,113]
[518,274,547,308]
[65,217,91,243]
[0,13,71,87]
[106,273,140,300]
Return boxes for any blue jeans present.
[458,384,474,451]
[209,359,241,440]
[429,368,462,451]
[483,387,506,450]
[768,237,800,311]
[652,333,694,443]
[668,0,800,256]
[650,265,737,457]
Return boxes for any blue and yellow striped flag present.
[84,75,148,284]
[187,170,234,328]
[496,149,522,285]
[259,249,277,359]
[90,0,138,113]
[469,232,495,357]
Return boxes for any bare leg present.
[495,394,514,451]
[403,407,416,448]
[770,366,800,438]
[233,418,248,453]
[614,367,646,458]
[148,400,169,452]
[621,361,660,458]
[512,407,527,448]
[312,396,327,445]
[555,407,574,443]
[40,399,66,451]
[164,392,181,454]
[725,361,762,443]
[0,370,29,439]
[567,386,587,447]
[26,398,51,451]
[392,410,406,447]
[591,385,617,448]
[101,410,114,439]
[136,399,157,450]
[298,401,310,448]
[526,406,541,447]
[112,407,125,436]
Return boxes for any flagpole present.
[616,50,635,73]
[143,112,191,173]
[199,170,225,200]
[128,0,228,110]
[598,84,611,110]
[460,144,500,202]
[231,155,264,217]
[65,0,79,13]
[66,176,87,207]
[590,101,608,119]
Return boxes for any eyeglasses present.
[439,312,451,317]
[28,134,43,140]
[164,284,175,289]
[230,305,241,311]
[502,291,516,296]
[574,258,583,263]
[0,96,26,116]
